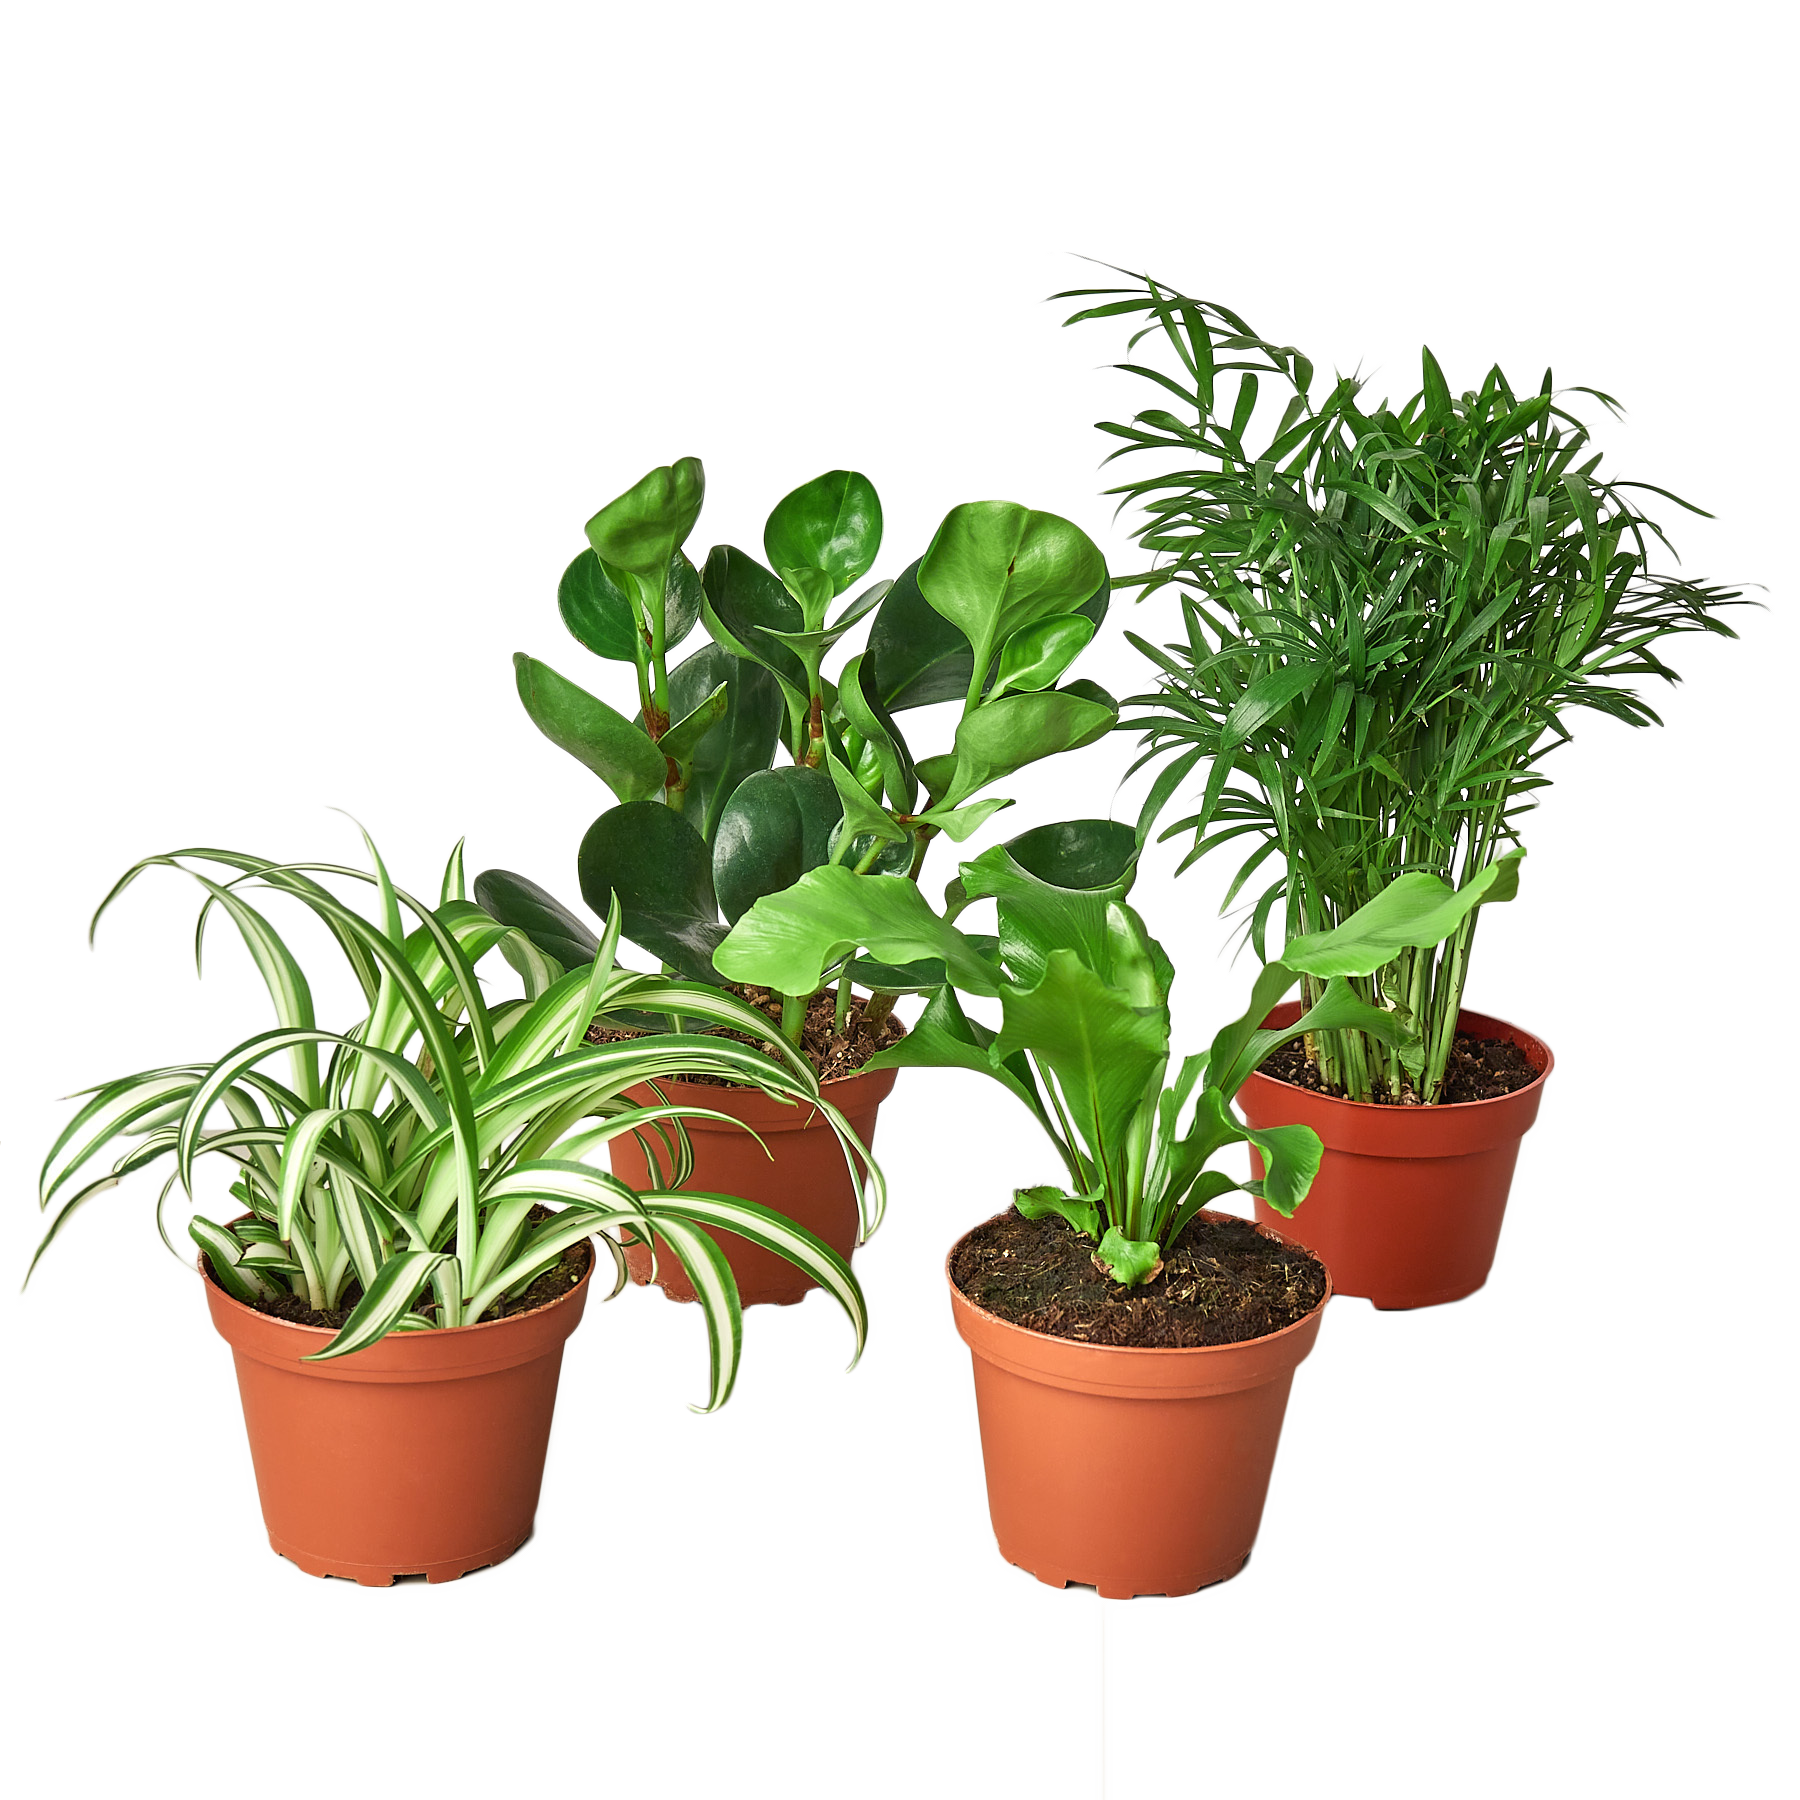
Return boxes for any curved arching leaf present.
[999,818,1140,899]
[866,556,969,711]
[700,545,809,696]
[513,655,666,802]
[992,614,1097,698]
[930,679,1119,807]
[472,869,601,970]
[959,825,1152,991]
[578,802,725,982]
[715,867,1000,998]
[1279,850,1525,979]
[837,651,918,813]
[712,766,842,925]
[668,641,784,842]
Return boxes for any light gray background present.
[0,246,1771,1130]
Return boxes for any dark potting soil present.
[585,983,903,1087]
[1257,1031,1541,1105]
[236,1239,592,1333]
[951,1208,1328,1350]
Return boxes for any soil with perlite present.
[586,984,902,1086]
[231,1239,592,1333]
[1257,1031,1540,1105]
[952,1208,1327,1349]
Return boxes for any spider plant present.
[1059,271,1745,1102]
[478,459,1116,1045]
[711,826,1517,1282]
[32,833,874,1409]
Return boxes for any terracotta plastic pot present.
[1237,1003,1553,1310]
[947,1211,1328,1599]
[608,1064,896,1306]
[202,1249,592,1585]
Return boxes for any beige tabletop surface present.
[0,1080,1771,1800]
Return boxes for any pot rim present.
[630,1057,900,1095]
[944,1206,1331,1361]
[198,1233,596,1343]
[1238,1002,1553,1116]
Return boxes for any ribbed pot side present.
[202,1249,592,1586]
[608,1065,896,1306]
[946,1211,1329,1600]
[1237,1003,1553,1310]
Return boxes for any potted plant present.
[711,827,1513,1595]
[478,458,1116,1302]
[32,834,869,1585]
[1058,271,1745,1307]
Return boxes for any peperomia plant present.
[477,459,1116,1043]
[1059,272,1744,1103]
[32,835,873,1408]
[713,824,1520,1283]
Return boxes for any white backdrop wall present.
[0,253,1771,1130]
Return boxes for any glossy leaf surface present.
[991,614,1097,698]
[869,556,1111,714]
[668,641,784,842]
[929,679,1118,806]
[513,654,665,802]
[999,818,1139,899]
[559,548,702,662]
[714,867,1001,998]
[712,766,842,926]
[578,802,725,981]
[700,545,810,696]
[764,470,883,599]
[584,457,705,582]
[471,869,599,970]
[917,502,1108,697]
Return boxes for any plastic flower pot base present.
[608,1064,895,1306]
[202,1249,592,1586]
[947,1212,1328,1600]
[1237,1004,1553,1310]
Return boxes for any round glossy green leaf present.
[712,766,842,926]
[668,642,783,843]
[917,502,1108,689]
[584,458,705,580]
[869,558,1109,713]
[578,802,725,982]
[471,869,601,970]
[1001,819,1139,899]
[764,470,883,600]
[558,549,637,661]
[560,548,703,662]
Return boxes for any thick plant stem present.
[834,971,852,1033]
[863,990,898,1030]
[780,988,808,1046]
[906,823,939,881]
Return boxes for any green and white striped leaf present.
[308,1252,450,1361]
[189,1215,273,1304]
[649,1190,867,1370]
